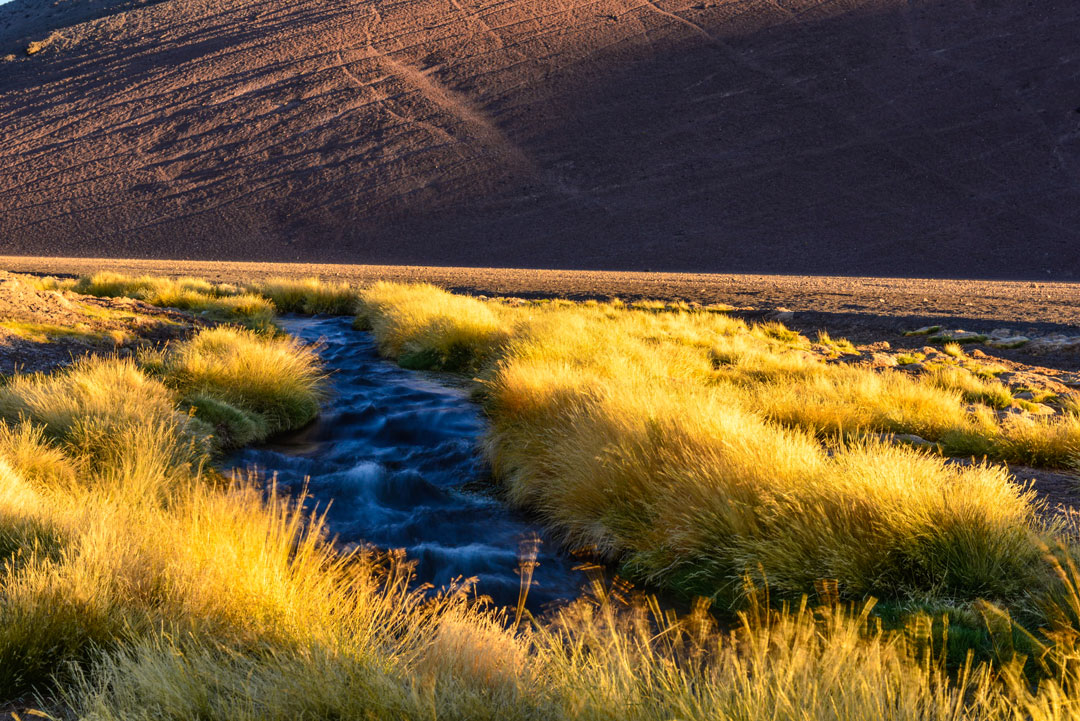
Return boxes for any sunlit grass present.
[0,320,132,347]
[56,272,361,328]
[0,356,209,498]
[0,323,328,703]
[69,272,276,330]
[142,326,325,443]
[356,281,510,372]
[355,283,1080,604]
[250,276,357,315]
[4,275,1080,718]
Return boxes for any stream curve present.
[229,316,584,609]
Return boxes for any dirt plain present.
[0,269,204,374]
[4,255,1078,354]
[0,0,1078,278]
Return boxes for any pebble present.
[870,352,897,367]
[929,329,988,343]
[904,325,941,336]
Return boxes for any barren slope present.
[1,0,1078,277]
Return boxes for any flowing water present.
[228,316,584,609]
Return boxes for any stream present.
[228,316,584,610]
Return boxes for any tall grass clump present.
[356,283,1065,605]
[59,558,1080,721]
[0,357,209,496]
[0,325,327,702]
[62,272,362,325]
[487,349,1044,602]
[60,590,989,721]
[71,272,276,329]
[145,326,325,445]
[250,276,357,315]
[357,282,513,371]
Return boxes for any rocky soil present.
[0,272,203,374]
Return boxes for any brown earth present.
[1,0,1079,278]
[0,271,203,374]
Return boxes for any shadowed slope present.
[0,0,1078,277]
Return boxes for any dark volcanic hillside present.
[0,0,1078,277]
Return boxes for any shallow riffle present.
[227,315,583,610]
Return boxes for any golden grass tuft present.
[4,277,1080,718]
[64,272,361,326]
[251,276,357,315]
[0,325,328,701]
[72,272,275,329]
[356,283,1069,603]
[146,326,325,439]
[357,281,513,371]
[0,356,209,497]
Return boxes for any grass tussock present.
[70,272,276,329]
[355,283,1078,604]
[0,356,209,497]
[358,282,512,372]
[5,280,1080,717]
[250,276,357,315]
[143,326,325,444]
[56,272,362,328]
[48,591,1009,721]
[0,325,328,702]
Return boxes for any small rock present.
[870,352,897,367]
[929,330,989,344]
[987,336,1030,349]
[769,307,794,321]
[904,325,941,336]
[1028,336,1080,354]
[1014,391,1035,400]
